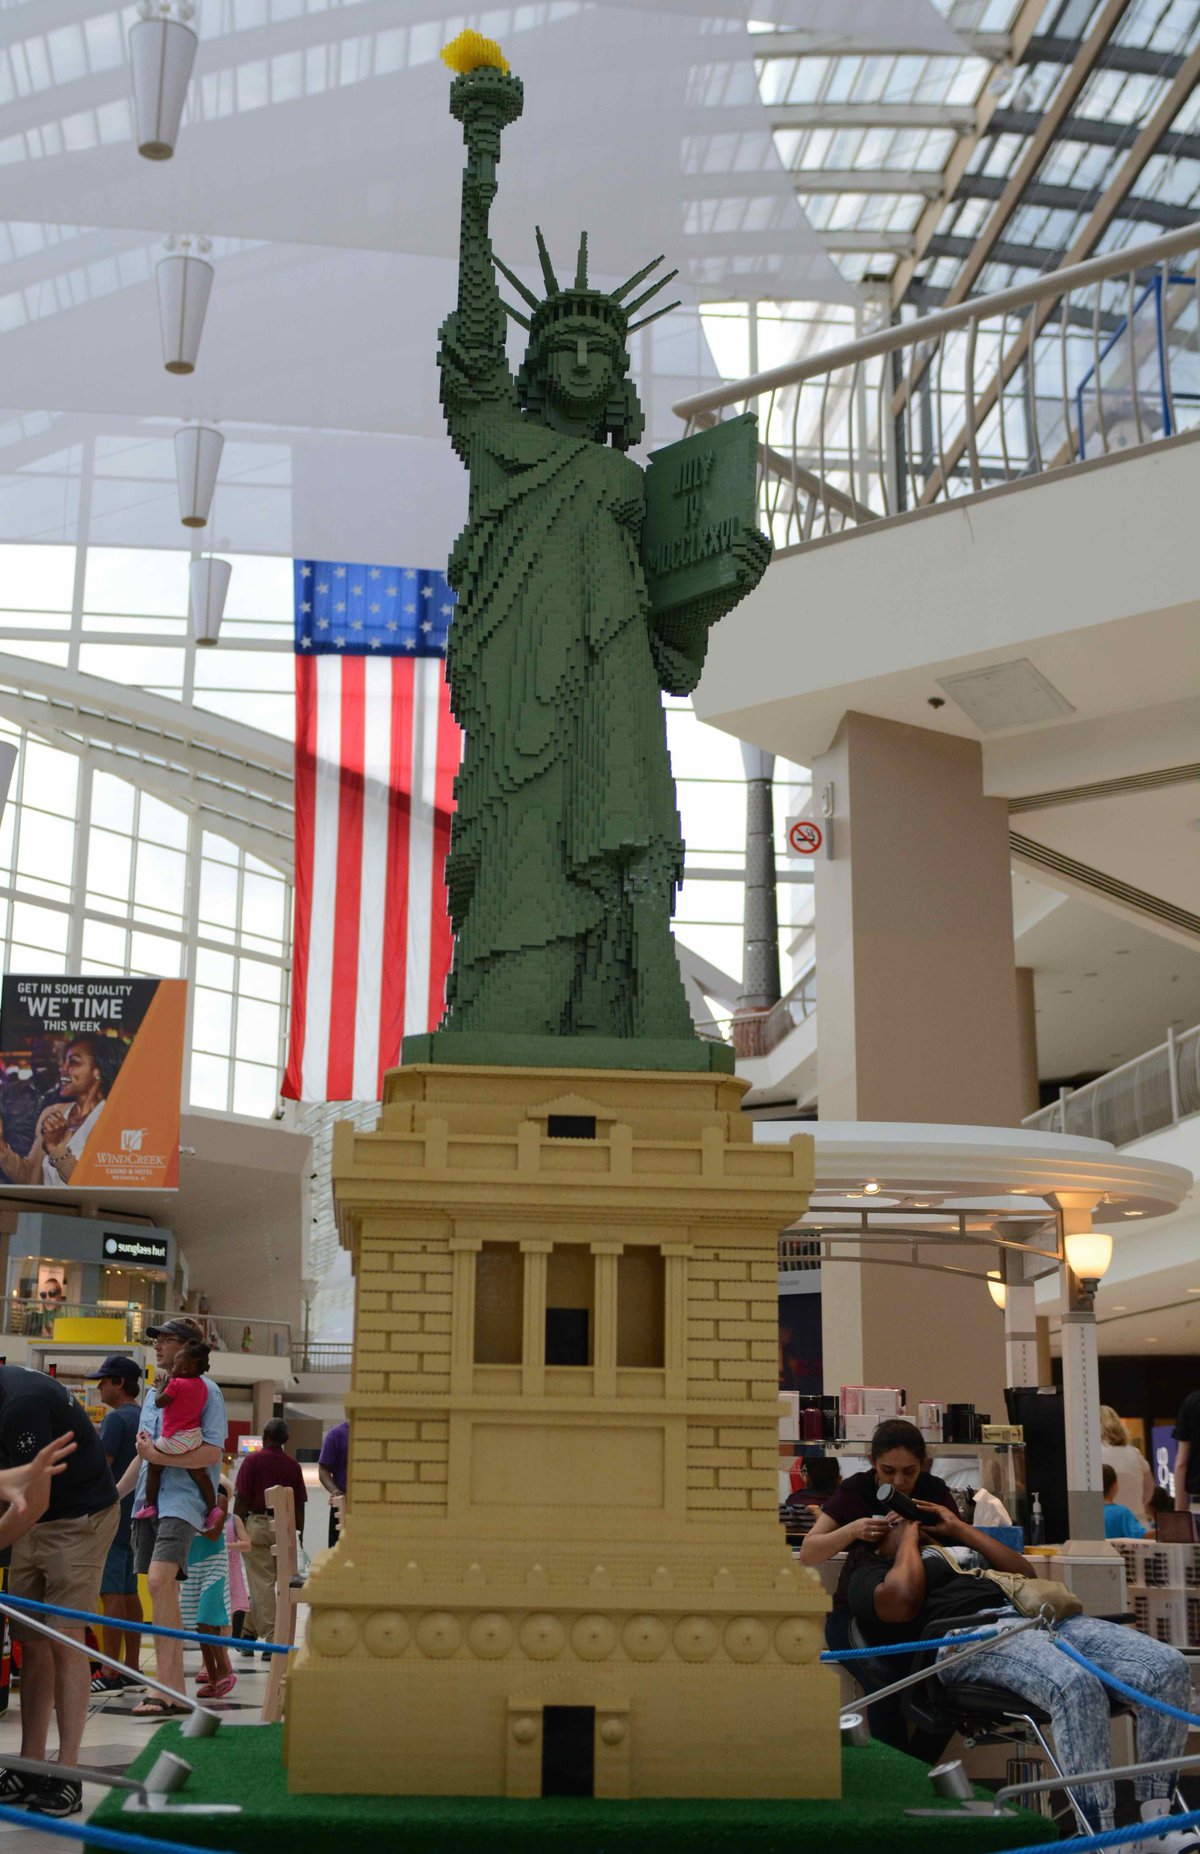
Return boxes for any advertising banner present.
[0,977,187,1189]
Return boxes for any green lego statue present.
[430,34,769,1060]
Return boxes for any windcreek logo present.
[120,1128,147,1152]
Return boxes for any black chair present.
[847,1613,1133,1836]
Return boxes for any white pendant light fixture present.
[130,2,197,162]
[156,237,214,374]
[1063,1228,1114,1290]
[174,423,223,528]
[190,556,231,647]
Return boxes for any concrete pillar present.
[736,746,781,1015]
[813,713,1024,1125]
[1050,1193,1106,1540]
[252,1379,276,1433]
[1015,966,1040,1120]
[813,714,1021,1413]
[1002,1248,1039,1389]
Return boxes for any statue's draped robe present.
[439,311,703,1036]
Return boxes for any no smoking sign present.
[787,818,823,857]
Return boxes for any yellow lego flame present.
[441,30,510,76]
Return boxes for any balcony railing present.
[292,1341,353,1373]
[1022,1024,1200,1148]
[674,222,1200,554]
[2,1302,292,1357]
[702,964,816,1061]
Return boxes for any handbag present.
[927,1541,1082,1622]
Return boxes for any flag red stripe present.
[326,655,366,1098]
[282,654,317,1101]
[378,658,416,1092]
[426,676,460,1032]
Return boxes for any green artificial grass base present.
[87,1724,1051,1854]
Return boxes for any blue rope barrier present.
[991,1804,1200,1854]
[0,1593,293,1655]
[821,1627,1003,1662]
[0,1800,220,1854]
[1053,1637,1200,1728]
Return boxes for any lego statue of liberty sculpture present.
[433,34,770,1054]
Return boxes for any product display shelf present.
[1110,1541,1200,1652]
[778,1439,1029,1529]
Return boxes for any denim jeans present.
[938,1614,1191,1827]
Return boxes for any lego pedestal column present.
[284,1064,839,1800]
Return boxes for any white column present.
[1002,1248,1038,1389]
[1050,1193,1105,1540]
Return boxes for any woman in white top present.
[1101,1406,1155,1522]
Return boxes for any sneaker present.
[0,1767,36,1805]
[1137,1824,1200,1854]
[26,1777,82,1818]
[204,1506,224,1531]
[91,1670,141,1693]
[131,1503,158,1521]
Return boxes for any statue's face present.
[543,320,622,417]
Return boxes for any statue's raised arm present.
[438,35,525,459]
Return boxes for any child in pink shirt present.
[133,1338,222,1529]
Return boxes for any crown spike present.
[628,299,681,334]
[624,268,679,318]
[575,231,588,291]
[613,254,666,303]
[492,248,540,309]
[501,300,532,329]
[534,226,560,295]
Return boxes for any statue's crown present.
[494,229,680,340]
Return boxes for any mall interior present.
[0,0,1196,1848]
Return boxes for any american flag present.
[282,560,460,1103]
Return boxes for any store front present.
[2,1210,176,1339]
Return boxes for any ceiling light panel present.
[937,659,1076,731]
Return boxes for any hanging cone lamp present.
[130,3,198,161]
[174,423,223,528]
[190,556,231,647]
[156,239,213,374]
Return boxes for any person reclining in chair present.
[848,1498,1200,1851]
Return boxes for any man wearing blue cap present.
[89,1355,144,1693]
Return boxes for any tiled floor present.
[0,1639,276,1851]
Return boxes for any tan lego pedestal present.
[284,1065,839,1800]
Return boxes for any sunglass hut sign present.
[102,1233,169,1268]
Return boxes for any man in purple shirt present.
[317,1418,349,1549]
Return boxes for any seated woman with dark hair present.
[848,1499,1200,1851]
[798,1418,959,1755]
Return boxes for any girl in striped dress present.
[179,1480,243,1699]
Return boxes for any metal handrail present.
[725,964,817,1060]
[675,222,1200,420]
[1023,1022,1199,1146]
[0,1593,218,1736]
[3,1301,293,1355]
[673,221,1200,552]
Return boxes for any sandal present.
[196,1673,237,1700]
[130,1697,189,1718]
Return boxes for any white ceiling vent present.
[936,658,1076,731]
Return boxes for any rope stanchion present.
[990,1806,1200,1854]
[0,1593,293,1654]
[822,1627,1004,1662]
[1052,1638,1200,1728]
[0,1800,220,1853]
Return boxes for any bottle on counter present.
[1029,1492,1045,1547]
